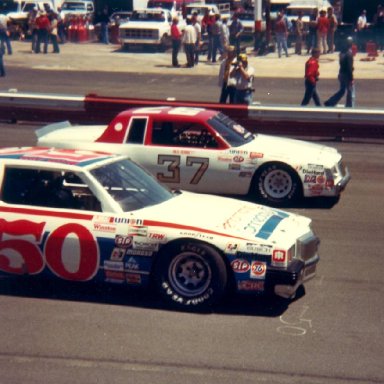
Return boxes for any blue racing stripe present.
[255,213,289,240]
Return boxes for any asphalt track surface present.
[0,41,383,384]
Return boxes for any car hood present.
[245,134,341,166]
[137,191,310,242]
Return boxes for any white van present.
[8,0,56,23]
[59,0,94,19]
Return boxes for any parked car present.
[118,8,173,50]
[36,106,350,206]
[0,147,320,310]
[59,0,95,20]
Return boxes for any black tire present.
[253,163,302,206]
[154,242,227,311]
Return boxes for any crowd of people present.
[0,5,381,107]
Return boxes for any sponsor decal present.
[125,249,153,257]
[225,243,238,254]
[237,280,265,292]
[316,175,325,184]
[272,249,286,264]
[110,247,126,261]
[229,149,249,155]
[126,273,142,284]
[304,174,316,183]
[133,240,159,251]
[179,231,214,240]
[115,235,133,248]
[250,152,264,159]
[104,260,124,271]
[233,156,244,163]
[148,233,166,241]
[93,215,114,223]
[110,218,144,226]
[172,149,192,155]
[246,243,272,255]
[239,171,252,178]
[105,270,125,283]
[231,259,251,273]
[125,257,140,271]
[217,156,233,162]
[229,163,241,170]
[250,261,267,279]
[302,164,324,176]
[127,226,148,237]
[161,281,213,306]
[93,222,116,233]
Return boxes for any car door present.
[129,117,236,194]
[0,165,114,283]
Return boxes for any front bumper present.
[335,166,351,193]
[267,255,319,299]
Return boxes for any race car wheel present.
[254,163,301,206]
[154,242,227,311]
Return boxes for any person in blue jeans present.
[324,38,355,108]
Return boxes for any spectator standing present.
[0,14,12,55]
[57,8,66,44]
[317,9,329,54]
[218,45,237,103]
[35,11,51,54]
[327,7,338,53]
[171,16,182,67]
[28,8,39,52]
[99,7,110,44]
[182,18,196,67]
[192,12,201,65]
[202,10,214,61]
[295,11,304,55]
[0,43,5,76]
[230,53,255,104]
[324,38,355,108]
[274,12,289,58]
[306,8,318,54]
[356,10,368,51]
[229,13,243,55]
[301,48,321,106]
[211,13,223,63]
[373,5,384,51]
[220,17,230,51]
[49,12,60,53]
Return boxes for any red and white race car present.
[36,106,350,206]
[0,147,319,310]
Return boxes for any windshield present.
[62,2,85,10]
[91,158,173,212]
[208,113,254,147]
[130,10,165,21]
[147,1,173,10]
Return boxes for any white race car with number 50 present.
[0,147,319,311]
[36,106,351,206]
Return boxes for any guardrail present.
[0,90,383,139]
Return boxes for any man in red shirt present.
[301,48,321,106]
[317,9,329,54]
[171,17,182,67]
[35,10,51,54]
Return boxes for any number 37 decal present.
[157,155,209,185]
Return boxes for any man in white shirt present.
[183,18,197,67]
[0,14,12,55]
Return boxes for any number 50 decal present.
[0,218,98,281]
[157,155,209,185]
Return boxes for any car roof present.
[121,106,219,120]
[0,147,119,167]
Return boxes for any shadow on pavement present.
[0,275,302,317]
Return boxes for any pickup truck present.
[118,8,173,51]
